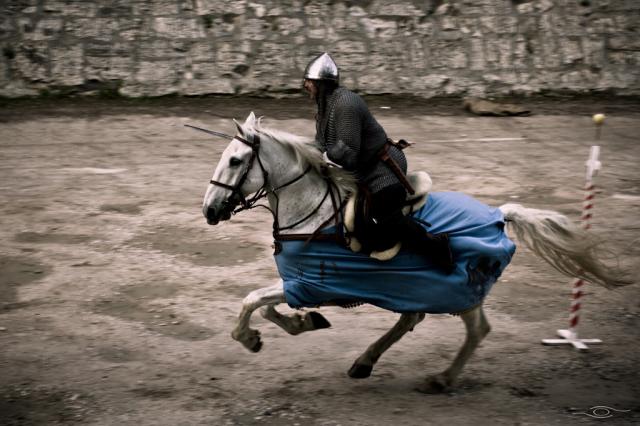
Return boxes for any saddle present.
[344,171,432,261]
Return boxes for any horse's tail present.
[499,203,631,289]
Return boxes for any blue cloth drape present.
[275,192,516,314]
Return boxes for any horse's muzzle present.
[205,204,234,225]
[205,206,219,225]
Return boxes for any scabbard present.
[379,142,415,195]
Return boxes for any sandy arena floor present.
[1,96,639,425]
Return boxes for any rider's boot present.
[380,211,455,273]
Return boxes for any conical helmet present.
[304,52,339,82]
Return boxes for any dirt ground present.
[1,96,639,426]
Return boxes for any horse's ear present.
[232,118,244,136]
[244,111,256,126]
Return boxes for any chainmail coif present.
[316,87,407,194]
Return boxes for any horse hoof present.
[348,363,373,379]
[307,311,331,330]
[249,339,263,353]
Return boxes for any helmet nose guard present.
[304,52,339,82]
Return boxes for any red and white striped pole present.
[542,114,605,351]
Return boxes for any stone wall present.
[1,0,639,98]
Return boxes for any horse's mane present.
[244,117,356,194]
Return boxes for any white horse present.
[201,112,628,393]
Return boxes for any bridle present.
[209,133,270,213]
[209,132,330,233]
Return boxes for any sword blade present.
[184,124,233,140]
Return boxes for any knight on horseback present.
[302,52,454,272]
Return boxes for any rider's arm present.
[325,101,361,171]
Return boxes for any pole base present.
[541,329,602,351]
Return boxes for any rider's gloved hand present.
[322,151,343,169]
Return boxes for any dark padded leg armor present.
[370,184,455,273]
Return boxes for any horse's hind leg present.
[349,312,425,379]
[416,305,490,393]
[260,305,331,335]
[231,281,286,352]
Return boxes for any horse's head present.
[202,112,267,225]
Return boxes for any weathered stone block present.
[196,0,248,15]
[240,18,268,41]
[495,15,518,34]
[134,60,178,83]
[0,81,40,97]
[360,17,397,39]
[307,16,327,39]
[539,37,562,68]
[272,17,304,36]
[154,17,205,39]
[556,14,587,37]
[440,16,458,31]
[117,17,150,42]
[304,1,331,17]
[587,17,616,34]
[469,37,485,71]
[371,3,423,17]
[0,16,17,40]
[183,75,235,95]
[187,42,216,63]
[254,42,295,73]
[560,38,584,65]
[418,73,450,91]
[512,35,529,69]
[582,37,605,68]
[538,13,557,34]
[413,18,434,36]
[64,18,119,42]
[478,16,497,33]
[0,57,8,86]
[216,44,250,75]
[609,35,640,50]
[148,0,180,15]
[430,41,469,69]
[85,56,133,81]
[516,0,555,14]
[14,41,49,83]
[25,18,64,41]
[248,2,267,18]
[42,0,98,16]
[615,13,640,32]
[138,39,188,60]
[50,45,84,86]
[483,36,513,69]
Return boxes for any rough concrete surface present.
[1,96,639,425]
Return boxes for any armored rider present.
[302,52,454,273]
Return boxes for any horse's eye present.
[229,157,243,167]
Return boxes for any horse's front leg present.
[416,305,491,393]
[260,305,331,335]
[231,281,286,352]
[349,312,425,379]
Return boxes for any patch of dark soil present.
[14,231,93,245]
[95,345,140,363]
[129,385,176,399]
[0,384,97,426]
[127,224,264,267]
[91,282,215,341]
[0,255,51,305]
[99,203,145,215]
